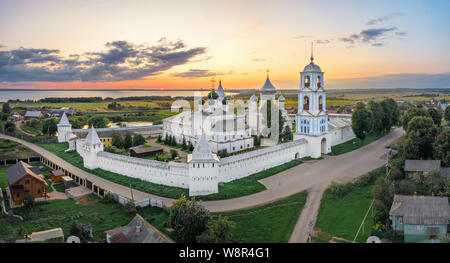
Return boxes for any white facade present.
[62,53,356,196]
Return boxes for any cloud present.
[293,35,312,39]
[252,58,266,62]
[0,39,207,82]
[171,69,234,79]
[366,13,406,26]
[338,27,398,47]
[395,31,407,36]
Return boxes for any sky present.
[0,0,449,90]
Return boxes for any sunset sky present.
[0,0,449,90]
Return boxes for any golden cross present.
[210,77,216,90]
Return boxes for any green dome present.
[207,90,219,100]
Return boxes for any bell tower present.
[294,44,330,157]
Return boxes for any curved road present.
[1,128,405,242]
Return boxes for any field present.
[0,139,37,159]
[313,167,385,243]
[0,194,170,242]
[330,133,382,156]
[16,100,166,112]
[213,192,307,243]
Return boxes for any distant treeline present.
[39,97,104,103]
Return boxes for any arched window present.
[299,119,310,134]
[317,76,321,88]
[303,96,309,110]
[305,76,310,88]
[318,96,323,111]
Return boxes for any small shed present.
[404,160,441,177]
[50,170,65,183]
[130,147,164,158]
[61,176,74,188]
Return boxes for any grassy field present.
[314,167,385,243]
[330,133,382,156]
[0,139,37,159]
[35,142,307,201]
[0,194,170,242]
[16,101,166,112]
[213,192,307,243]
[198,159,304,201]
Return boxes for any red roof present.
[109,232,129,243]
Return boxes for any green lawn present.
[36,142,307,201]
[0,194,170,243]
[330,133,382,156]
[52,183,66,193]
[213,192,307,243]
[314,167,385,243]
[0,139,37,159]
[20,124,42,136]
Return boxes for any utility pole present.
[130,184,134,203]
[308,220,313,243]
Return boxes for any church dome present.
[303,62,322,73]
[260,76,277,92]
[207,90,218,100]
[217,81,225,98]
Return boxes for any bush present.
[103,193,116,204]
[124,201,136,216]
[23,192,35,208]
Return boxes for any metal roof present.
[404,160,441,172]
[24,111,41,117]
[189,132,218,163]
[389,195,450,225]
[6,161,47,186]
[58,112,71,126]
[260,76,277,92]
[85,127,102,146]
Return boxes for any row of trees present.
[351,98,400,144]
[110,131,146,149]
[159,135,194,152]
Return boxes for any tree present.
[445,106,450,123]
[217,149,229,158]
[425,170,446,196]
[428,107,442,127]
[352,102,372,144]
[395,180,415,195]
[373,178,394,223]
[172,198,210,243]
[132,134,146,146]
[181,137,187,150]
[111,131,125,148]
[402,116,438,160]
[188,142,194,152]
[124,201,136,216]
[157,135,162,143]
[2,102,10,113]
[70,222,82,237]
[88,116,109,128]
[170,149,178,159]
[380,98,400,133]
[42,118,58,136]
[368,101,383,134]
[433,129,450,166]
[197,216,235,243]
[23,192,35,208]
[402,106,428,131]
[124,133,133,149]
[169,195,188,228]
[4,121,16,133]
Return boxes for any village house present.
[24,111,42,119]
[6,161,48,206]
[389,194,450,243]
[404,160,441,178]
[105,214,173,243]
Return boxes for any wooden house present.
[6,161,48,206]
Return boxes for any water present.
[0,90,238,102]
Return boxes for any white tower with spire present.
[188,132,219,196]
[57,112,72,142]
[82,127,104,169]
[294,45,331,157]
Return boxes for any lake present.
[0,90,238,102]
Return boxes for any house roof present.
[30,228,64,242]
[105,214,173,243]
[6,161,47,186]
[24,111,41,118]
[440,167,450,178]
[389,195,450,225]
[52,170,65,176]
[130,147,164,154]
[404,160,441,172]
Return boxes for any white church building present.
[57,52,355,196]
